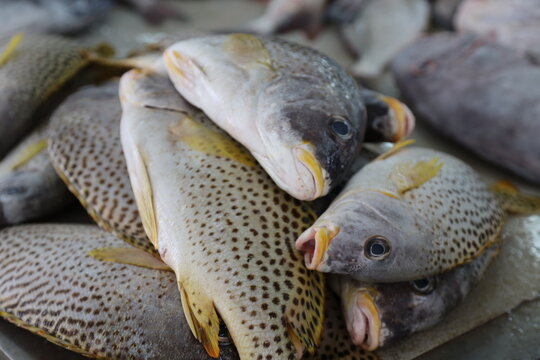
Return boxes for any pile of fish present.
[0,0,540,359]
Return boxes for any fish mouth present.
[295,225,339,270]
[293,144,329,200]
[380,96,415,142]
[345,289,381,351]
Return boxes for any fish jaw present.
[296,223,339,270]
[343,287,381,351]
[380,95,416,142]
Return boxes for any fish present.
[455,0,540,59]
[0,33,88,159]
[330,243,499,351]
[392,33,540,185]
[296,146,505,282]
[326,0,369,25]
[120,67,326,359]
[48,80,154,254]
[0,223,240,360]
[163,33,412,200]
[339,0,429,79]
[0,121,72,225]
[432,0,463,29]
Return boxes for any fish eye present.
[330,118,353,140]
[364,236,390,260]
[409,277,437,295]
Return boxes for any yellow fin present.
[223,33,274,71]
[390,157,444,194]
[490,180,540,214]
[0,33,23,67]
[169,115,257,167]
[88,247,170,271]
[376,138,416,160]
[178,281,220,358]
[9,139,47,171]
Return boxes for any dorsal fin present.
[490,180,540,214]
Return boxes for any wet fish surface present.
[48,80,153,253]
[0,122,72,225]
[392,33,540,184]
[296,146,504,282]
[163,33,367,201]
[120,68,325,359]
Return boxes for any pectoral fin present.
[391,157,444,194]
[376,139,415,160]
[9,139,47,171]
[0,33,23,67]
[88,247,170,271]
[223,33,274,71]
[490,180,540,214]
[178,281,220,358]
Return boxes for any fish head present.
[255,75,366,200]
[296,191,433,282]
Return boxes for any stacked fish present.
[0,29,538,360]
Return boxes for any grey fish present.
[0,33,88,159]
[0,122,72,225]
[163,33,413,200]
[392,33,540,184]
[296,146,504,282]
[48,80,154,254]
[330,243,499,350]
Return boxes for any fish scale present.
[120,68,325,360]
[48,80,154,254]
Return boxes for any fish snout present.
[293,144,329,200]
[344,289,381,351]
[295,224,339,270]
[381,96,415,142]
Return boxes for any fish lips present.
[296,223,340,270]
[346,289,382,351]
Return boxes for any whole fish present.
[339,0,429,79]
[120,67,326,359]
[296,146,505,282]
[48,80,154,254]
[0,33,88,159]
[392,33,540,184]
[330,243,499,351]
[163,33,413,200]
[0,224,240,360]
[455,0,540,59]
[0,122,72,225]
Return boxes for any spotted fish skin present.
[48,80,154,254]
[0,224,240,360]
[0,122,72,225]
[330,243,499,351]
[296,146,504,283]
[120,68,325,360]
[0,33,87,159]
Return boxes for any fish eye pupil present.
[410,277,436,294]
[370,243,385,256]
[331,120,350,137]
[365,237,390,260]
[413,279,429,289]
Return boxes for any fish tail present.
[490,180,540,214]
[0,33,24,68]
[178,280,220,358]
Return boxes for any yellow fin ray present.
[88,247,170,271]
[376,138,416,160]
[170,115,257,167]
[223,33,275,71]
[9,139,47,171]
[0,33,23,67]
[490,180,540,214]
[179,281,220,358]
[390,157,444,194]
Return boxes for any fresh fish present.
[48,80,154,254]
[0,122,72,225]
[0,33,88,159]
[455,0,540,59]
[0,224,240,360]
[163,34,412,200]
[296,146,504,282]
[244,0,327,38]
[432,0,463,29]
[326,0,368,24]
[392,33,540,184]
[120,67,326,359]
[339,0,429,79]
[330,243,499,351]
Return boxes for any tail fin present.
[490,180,540,214]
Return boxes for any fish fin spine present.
[9,139,47,171]
[88,247,170,271]
[376,138,416,160]
[391,157,444,194]
[0,33,24,67]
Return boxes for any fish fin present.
[130,146,159,248]
[9,139,47,171]
[88,247,171,271]
[169,115,257,167]
[376,139,416,160]
[164,49,205,88]
[284,275,326,357]
[223,33,274,71]
[490,180,540,214]
[178,281,220,358]
[390,157,444,194]
[0,33,23,67]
